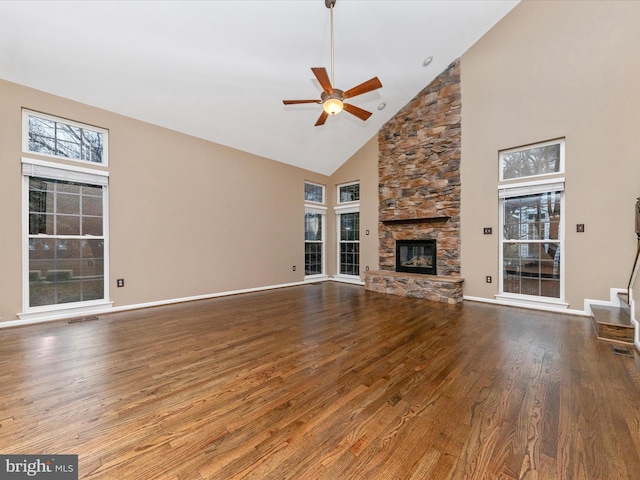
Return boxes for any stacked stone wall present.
[377,59,461,277]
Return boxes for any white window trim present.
[498,181,565,306]
[499,138,565,182]
[22,157,109,185]
[305,205,327,215]
[22,109,109,167]
[334,204,359,215]
[498,177,565,198]
[19,157,112,319]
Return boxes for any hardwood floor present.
[1,282,639,479]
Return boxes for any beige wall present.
[0,79,329,323]
[328,137,380,280]
[4,0,639,323]
[460,0,640,309]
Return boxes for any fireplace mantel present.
[380,216,451,225]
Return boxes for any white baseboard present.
[1,278,331,329]
[332,275,365,286]
[464,295,588,316]
[584,287,628,316]
[629,289,640,352]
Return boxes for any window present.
[500,139,562,181]
[498,139,565,304]
[304,182,326,277]
[501,190,562,298]
[304,181,324,204]
[305,211,324,276]
[336,182,360,278]
[338,182,360,203]
[338,212,359,276]
[23,160,109,312]
[23,110,108,166]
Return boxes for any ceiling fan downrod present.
[329,2,335,86]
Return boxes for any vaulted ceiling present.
[0,1,519,175]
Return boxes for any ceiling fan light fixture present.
[323,97,344,115]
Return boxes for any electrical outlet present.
[117,279,125,288]
[486,276,492,283]
[483,227,492,235]
[366,229,370,235]
[292,266,296,272]
[576,224,585,233]
[366,266,370,272]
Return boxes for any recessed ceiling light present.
[422,56,433,67]
[377,102,386,111]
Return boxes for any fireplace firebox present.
[395,239,437,275]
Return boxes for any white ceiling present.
[0,0,519,175]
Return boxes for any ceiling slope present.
[0,1,519,175]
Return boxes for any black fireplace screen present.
[396,239,437,275]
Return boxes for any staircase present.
[591,292,634,345]
[591,205,639,348]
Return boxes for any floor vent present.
[68,315,100,324]
[609,344,634,357]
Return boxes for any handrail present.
[627,235,640,302]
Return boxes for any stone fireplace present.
[365,59,464,304]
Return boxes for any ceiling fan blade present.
[315,110,329,126]
[343,77,382,99]
[283,99,322,105]
[311,67,333,94]
[343,103,373,121]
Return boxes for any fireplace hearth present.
[396,240,437,275]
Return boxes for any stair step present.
[591,305,634,344]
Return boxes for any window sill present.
[495,294,568,310]
[17,300,115,325]
[332,275,364,285]
[304,275,330,282]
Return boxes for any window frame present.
[22,109,109,167]
[499,138,564,182]
[304,205,327,279]
[335,204,360,279]
[304,181,325,205]
[497,138,567,307]
[304,181,327,279]
[335,181,361,280]
[337,181,360,204]
[20,157,112,319]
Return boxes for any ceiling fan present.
[283,0,383,127]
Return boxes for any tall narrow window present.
[22,160,109,313]
[502,191,562,298]
[339,212,360,276]
[498,140,565,304]
[305,212,324,276]
[336,182,360,278]
[22,159,108,313]
[304,181,326,277]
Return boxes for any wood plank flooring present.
[1,282,639,479]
